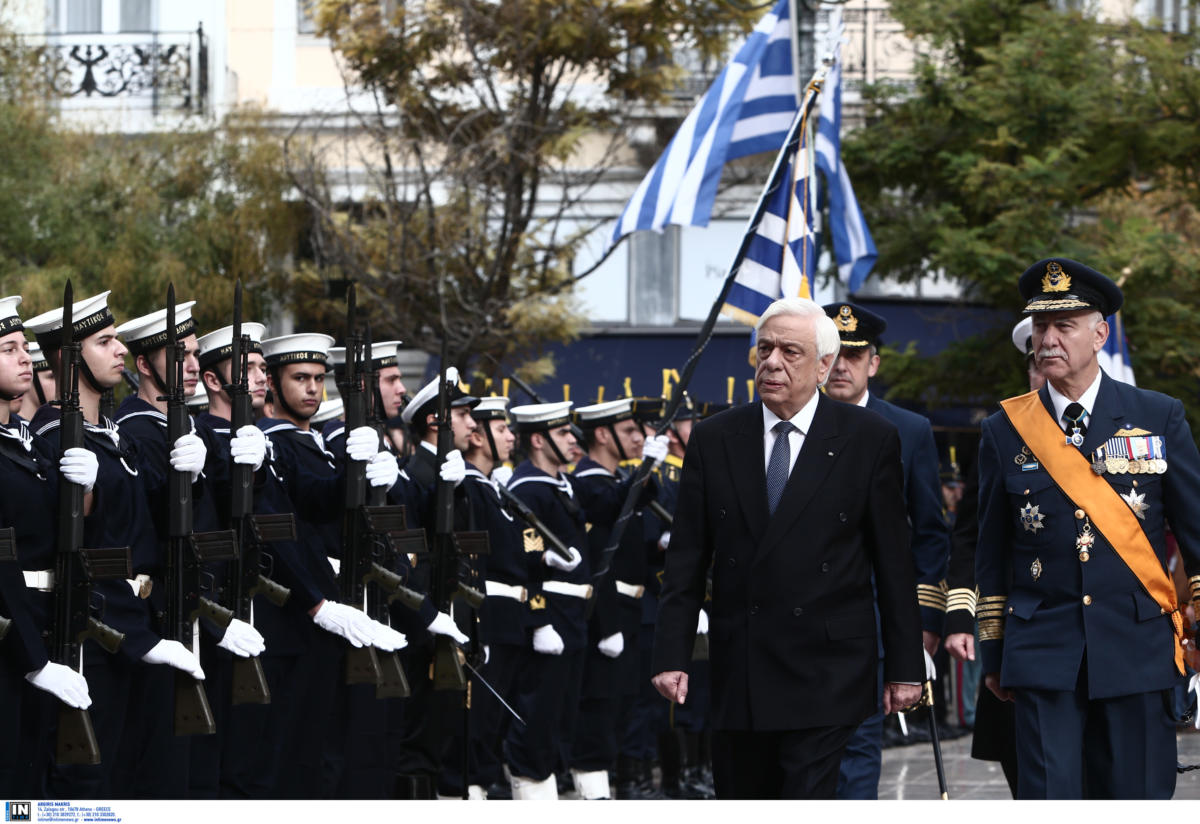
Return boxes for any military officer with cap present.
[819,300,949,799]
[503,401,586,799]
[255,332,405,797]
[25,291,205,798]
[976,257,1200,798]
[568,398,667,799]
[322,340,407,457]
[0,296,94,796]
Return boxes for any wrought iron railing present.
[20,26,207,114]
[840,4,917,92]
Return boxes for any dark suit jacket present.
[976,373,1200,699]
[653,395,924,731]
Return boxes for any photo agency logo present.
[4,802,30,822]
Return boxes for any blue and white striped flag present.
[606,0,798,252]
[814,28,876,292]
[722,116,820,326]
[1100,312,1135,385]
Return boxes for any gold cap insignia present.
[836,305,858,332]
[1041,261,1071,293]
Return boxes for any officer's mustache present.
[1037,347,1067,361]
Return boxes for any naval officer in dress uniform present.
[976,257,1200,798]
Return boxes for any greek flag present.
[606,0,798,251]
[721,116,819,326]
[814,29,876,292]
[1100,312,1136,385]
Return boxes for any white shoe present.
[510,772,558,800]
[467,784,487,800]
[571,768,611,800]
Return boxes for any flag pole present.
[589,52,835,594]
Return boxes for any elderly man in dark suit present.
[651,297,924,800]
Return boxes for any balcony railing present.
[19,26,208,115]
[840,5,917,92]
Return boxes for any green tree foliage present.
[846,0,1200,430]
[299,0,762,382]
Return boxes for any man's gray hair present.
[756,297,841,360]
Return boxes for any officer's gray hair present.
[756,297,841,360]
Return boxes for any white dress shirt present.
[762,389,821,478]
[1046,369,1103,432]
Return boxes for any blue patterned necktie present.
[766,420,796,515]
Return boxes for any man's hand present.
[922,630,940,656]
[985,672,1013,702]
[944,632,975,662]
[882,682,923,714]
[652,670,689,705]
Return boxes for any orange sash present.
[1000,391,1185,675]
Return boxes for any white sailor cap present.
[186,392,209,412]
[28,341,49,372]
[115,302,198,356]
[196,322,267,371]
[574,397,634,428]
[1011,316,1034,358]
[327,347,346,374]
[312,397,345,425]
[0,296,23,337]
[261,333,335,367]
[471,395,509,421]
[24,291,115,351]
[400,366,479,425]
[330,340,401,375]
[509,401,573,433]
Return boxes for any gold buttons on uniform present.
[1023,489,1030,495]
[1082,595,1093,606]
[1075,509,1085,520]
[1007,606,1014,614]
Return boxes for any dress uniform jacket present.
[653,397,924,731]
[865,395,950,631]
[463,467,533,648]
[976,373,1200,698]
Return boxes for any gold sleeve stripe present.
[978,617,1005,641]
[1190,575,1200,604]
[945,588,978,615]
[917,583,948,611]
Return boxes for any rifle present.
[50,280,130,765]
[224,280,291,705]
[162,285,225,736]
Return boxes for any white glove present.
[923,646,937,681]
[217,618,266,658]
[366,451,399,489]
[544,545,582,573]
[60,447,98,494]
[26,662,91,709]
[426,611,469,645]
[696,608,709,635]
[532,624,564,656]
[142,639,205,680]
[597,632,624,659]
[642,434,669,467]
[230,425,266,472]
[312,600,377,648]
[369,620,408,652]
[657,530,671,551]
[170,432,207,482]
[439,449,466,486]
[345,425,380,461]
[491,465,513,487]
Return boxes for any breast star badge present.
[1120,489,1149,520]
[1019,502,1045,533]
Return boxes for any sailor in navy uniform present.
[256,333,404,798]
[976,258,1200,799]
[15,340,53,421]
[25,291,205,798]
[821,301,950,799]
[390,368,477,798]
[0,296,93,796]
[114,302,269,798]
[502,401,587,799]
[567,398,667,799]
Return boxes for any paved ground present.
[878,727,1200,800]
